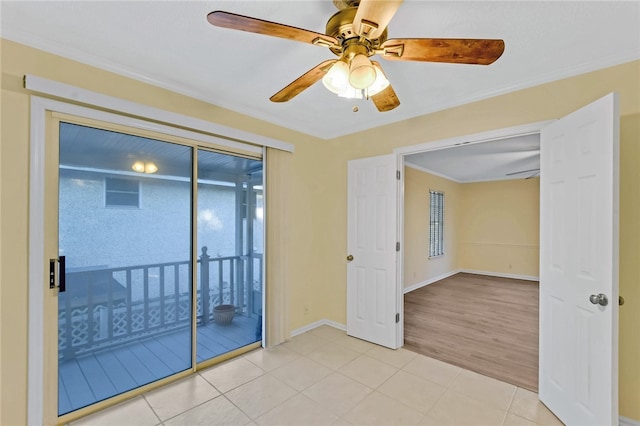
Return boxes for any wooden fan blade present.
[270,60,337,103]
[380,38,505,65]
[207,11,339,48]
[369,61,400,112]
[506,168,540,176]
[353,0,403,39]
[371,84,400,112]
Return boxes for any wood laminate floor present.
[404,272,539,391]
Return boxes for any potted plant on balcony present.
[213,304,235,325]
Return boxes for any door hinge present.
[396,170,401,180]
[396,242,400,252]
[395,313,400,323]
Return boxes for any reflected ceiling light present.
[144,162,158,174]
[132,161,158,174]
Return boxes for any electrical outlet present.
[304,305,310,315]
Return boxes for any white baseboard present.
[460,269,539,282]
[620,416,640,426]
[290,319,346,337]
[403,269,461,294]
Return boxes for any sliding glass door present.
[55,120,263,416]
[196,149,264,363]
[57,123,194,414]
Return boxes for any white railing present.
[58,247,262,360]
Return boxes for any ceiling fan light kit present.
[348,53,376,89]
[207,0,505,112]
[322,59,389,99]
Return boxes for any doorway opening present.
[397,125,545,391]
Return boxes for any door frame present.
[393,120,554,346]
[27,96,267,424]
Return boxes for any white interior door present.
[539,93,619,425]
[347,154,399,349]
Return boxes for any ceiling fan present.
[506,168,540,179]
[207,0,505,112]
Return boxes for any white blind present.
[429,190,445,258]
[264,147,291,347]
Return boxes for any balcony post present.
[200,246,210,325]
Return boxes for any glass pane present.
[58,122,193,415]
[196,149,263,362]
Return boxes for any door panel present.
[539,93,619,425]
[347,154,398,349]
[195,149,264,363]
[57,122,193,415]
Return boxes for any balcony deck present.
[59,315,259,415]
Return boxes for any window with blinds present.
[429,190,444,258]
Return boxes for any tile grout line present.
[141,394,164,425]
[75,329,552,426]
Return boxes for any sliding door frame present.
[28,95,282,425]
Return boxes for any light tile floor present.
[69,325,564,426]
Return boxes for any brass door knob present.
[346,255,354,261]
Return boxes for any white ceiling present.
[2,1,639,142]
[405,133,540,183]
[2,1,638,182]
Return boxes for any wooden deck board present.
[110,345,157,386]
[154,327,194,363]
[93,351,137,392]
[142,336,190,372]
[404,273,539,391]
[125,340,175,379]
[76,354,118,401]
[59,316,259,414]
[196,330,233,360]
[58,373,73,415]
[58,360,96,411]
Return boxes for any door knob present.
[589,293,608,306]
[346,255,354,261]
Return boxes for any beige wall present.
[0,39,325,425]
[618,113,640,419]
[403,166,461,289]
[1,39,639,422]
[403,168,539,288]
[321,61,639,420]
[458,178,540,277]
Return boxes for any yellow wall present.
[403,166,461,289]
[320,61,639,420]
[459,178,540,277]
[403,168,539,287]
[618,113,640,419]
[0,39,325,425]
[1,38,639,423]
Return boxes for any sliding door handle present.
[59,255,66,293]
[49,258,56,289]
[49,256,66,293]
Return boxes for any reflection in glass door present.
[57,123,193,415]
[196,149,263,363]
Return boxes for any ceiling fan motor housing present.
[325,7,387,57]
[332,0,360,10]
